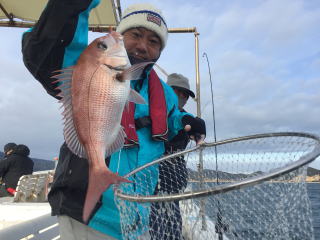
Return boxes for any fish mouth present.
[104,64,126,71]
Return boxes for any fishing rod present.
[202,53,218,180]
[202,52,226,240]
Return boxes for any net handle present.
[114,132,320,202]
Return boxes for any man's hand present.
[182,115,206,144]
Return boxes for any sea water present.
[189,181,319,240]
[308,183,320,239]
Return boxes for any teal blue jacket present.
[89,75,188,239]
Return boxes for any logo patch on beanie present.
[147,13,161,26]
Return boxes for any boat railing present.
[13,171,54,203]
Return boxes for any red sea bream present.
[53,31,148,222]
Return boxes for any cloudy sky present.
[0,0,319,168]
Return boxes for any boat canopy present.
[0,0,121,28]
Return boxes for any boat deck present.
[0,172,227,240]
[0,197,51,230]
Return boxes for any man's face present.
[123,27,162,62]
[174,89,189,101]
[173,88,189,109]
[4,149,13,156]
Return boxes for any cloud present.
[0,28,63,159]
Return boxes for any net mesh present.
[114,134,319,240]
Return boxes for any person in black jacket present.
[0,144,34,197]
[163,73,197,194]
[3,142,17,157]
[0,142,17,190]
[150,73,203,240]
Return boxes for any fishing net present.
[114,132,320,240]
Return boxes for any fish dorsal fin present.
[128,89,146,104]
[119,62,154,81]
[105,126,126,157]
[64,117,87,158]
[52,67,74,99]
[53,67,87,158]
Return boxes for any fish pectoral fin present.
[105,127,126,157]
[119,61,154,81]
[128,89,146,104]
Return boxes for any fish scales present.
[73,64,129,153]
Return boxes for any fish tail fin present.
[82,167,131,223]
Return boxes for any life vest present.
[121,69,168,147]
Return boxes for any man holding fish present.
[22,0,205,239]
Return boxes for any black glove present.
[182,115,206,141]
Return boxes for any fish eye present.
[97,42,108,50]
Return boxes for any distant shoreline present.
[189,180,320,183]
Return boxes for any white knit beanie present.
[117,3,168,49]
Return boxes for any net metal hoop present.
[114,132,320,203]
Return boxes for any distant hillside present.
[187,168,264,181]
[0,151,55,171]
[307,167,320,176]
[188,166,320,181]
[32,158,55,171]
